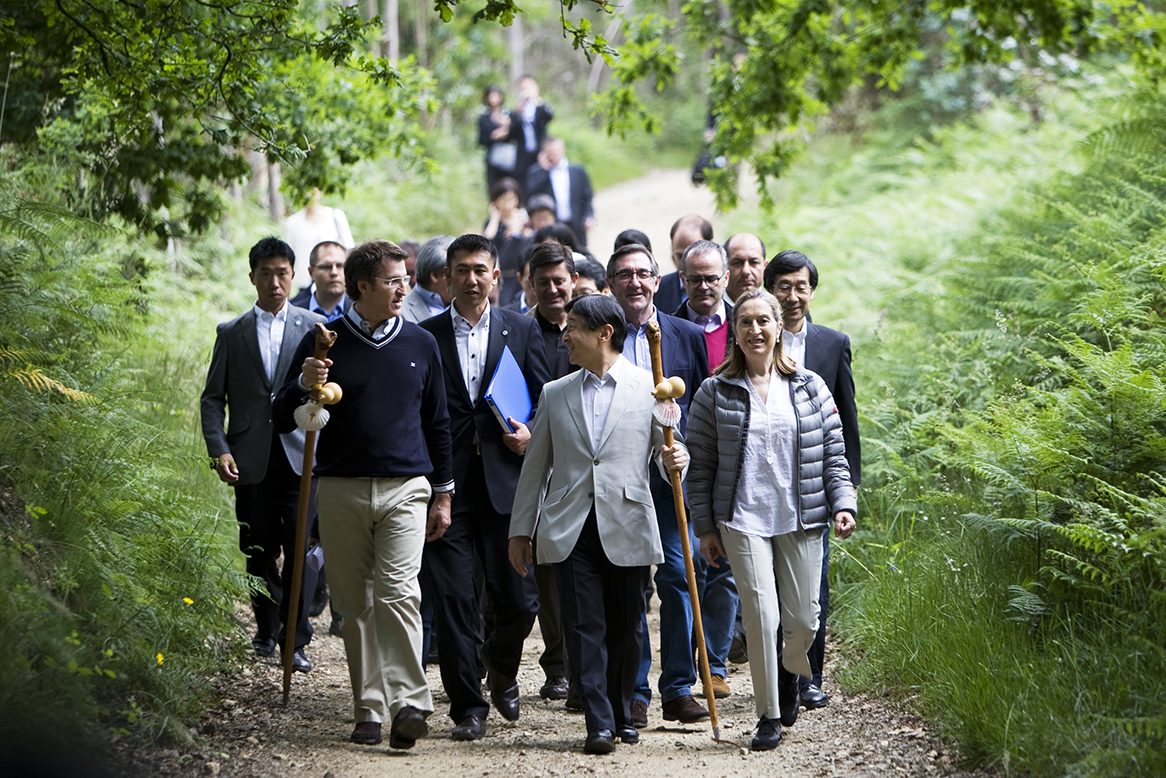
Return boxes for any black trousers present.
[422,452,538,722]
[233,434,318,649]
[556,509,650,735]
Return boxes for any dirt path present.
[117,600,989,778]
[588,168,731,272]
[115,170,993,778]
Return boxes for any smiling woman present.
[685,289,856,752]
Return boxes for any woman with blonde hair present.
[685,289,856,751]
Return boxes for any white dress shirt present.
[549,160,572,221]
[622,307,658,370]
[452,304,491,399]
[346,305,395,341]
[581,355,632,450]
[782,326,807,369]
[255,302,288,383]
[685,300,727,332]
[726,372,799,538]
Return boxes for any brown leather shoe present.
[702,674,730,699]
[661,694,710,723]
[350,721,382,745]
[630,699,649,728]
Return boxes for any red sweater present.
[704,320,729,371]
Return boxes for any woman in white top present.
[685,289,857,751]
[285,188,355,285]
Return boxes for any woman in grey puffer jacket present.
[686,289,856,752]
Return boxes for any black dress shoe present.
[328,617,344,638]
[388,705,429,750]
[309,586,328,618]
[565,681,585,712]
[482,652,520,721]
[777,667,800,727]
[451,715,486,741]
[800,683,830,710]
[540,675,569,700]
[282,647,311,673]
[584,729,616,754]
[751,716,781,751]
[252,636,276,657]
[350,721,382,745]
[616,726,639,744]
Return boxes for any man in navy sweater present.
[273,239,454,751]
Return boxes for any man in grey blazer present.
[201,237,326,670]
[508,294,688,755]
[401,236,454,323]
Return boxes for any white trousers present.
[317,476,433,723]
[721,525,824,719]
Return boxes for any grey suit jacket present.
[401,287,438,324]
[510,360,688,567]
[200,306,326,485]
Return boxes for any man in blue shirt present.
[291,241,350,321]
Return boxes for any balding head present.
[724,232,766,303]
[670,215,714,271]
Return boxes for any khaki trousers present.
[317,476,433,723]
[721,525,823,720]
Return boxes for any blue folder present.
[484,345,532,433]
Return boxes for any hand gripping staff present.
[645,321,733,746]
[282,323,342,705]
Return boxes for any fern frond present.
[8,368,98,404]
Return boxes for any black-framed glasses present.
[611,268,656,283]
[682,272,726,288]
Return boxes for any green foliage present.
[822,89,1166,776]
[0,185,249,751]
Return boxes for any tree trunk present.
[509,17,524,86]
[268,161,284,221]
[413,0,427,67]
[587,0,630,96]
[383,0,399,61]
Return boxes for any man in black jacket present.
[764,249,861,710]
[419,233,550,741]
[525,137,595,248]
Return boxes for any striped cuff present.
[431,480,455,493]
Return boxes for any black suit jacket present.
[803,322,861,485]
[290,287,311,308]
[524,164,594,248]
[420,306,550,514]
[654,271,687,317]
[654,311,710,438]
[509,102,553,185]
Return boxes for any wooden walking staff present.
[645,321,731,745]
[282,323,343,705]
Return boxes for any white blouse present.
[724,371,799,538]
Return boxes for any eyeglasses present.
[611,268,656,283]
[773,282,812,296]
[682,272,726,288]
[374,276,409,290]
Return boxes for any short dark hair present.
[529,241,576,278]
[669,215,713,242]
[482,84,503,105]
[574,258,608,293]
[606,243,659,279]
[724,232,766,259]
[614,229,652,255]
[446,233,498,268]
[533,222,581,252]
[763,250,819,291]
[309,240,346,267]
[398,239,421,259]
[565,293,627,353]
[249,237,294,271]
[488,177,524,204]
[346,240,408,300]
